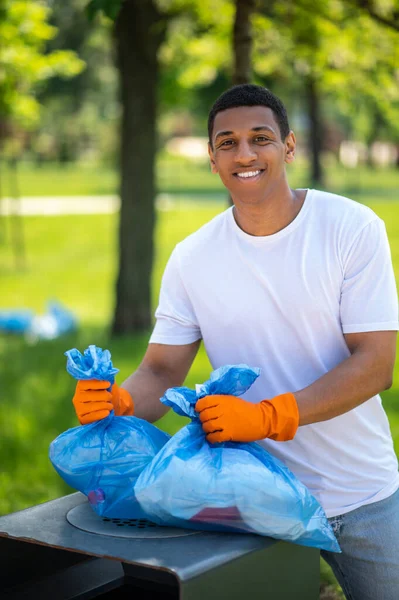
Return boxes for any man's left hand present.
[195,393,299,444]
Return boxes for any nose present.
[234,140,257,164]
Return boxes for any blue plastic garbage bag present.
[49,345,170,518]
[0,300,77,340]
[27,300,77,341]
[0,309,34,333]
[134,365,340,552]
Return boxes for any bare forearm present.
[295,349,393,426]
[121,364,175,423]
[119,341,201,423]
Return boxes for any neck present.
[231,181,306,237]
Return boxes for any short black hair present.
[208,84,290,145]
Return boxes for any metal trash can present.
[0,492,320,599]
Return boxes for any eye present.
[254,136,270,143]
[219,139,234,147]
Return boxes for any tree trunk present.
[365,109,383,168]
[0,154,4,245]
[112,0,166,335]
[232,0,256,85]
[305,75,324,186]
[229,0,256,206]
[8,158,26,270]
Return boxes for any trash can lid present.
[67,503,201,540]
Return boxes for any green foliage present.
[33,0,118,163]
[348,0,399,32]
[251,0,399,141]
[158,0,399,145]
[4,0,396,164]
[85,0,122,21]
[159,0,232,93]
[0,0,85,132]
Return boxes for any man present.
[73,84,399,600]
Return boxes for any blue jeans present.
[321,487,399,600]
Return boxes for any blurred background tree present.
[0,0,84,152]
[89,0,257,334]
[34,0,117,165]
[349,0,399,31]
[252,0,399,183]
[0,0,84,266]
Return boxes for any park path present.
[2,195,115,216]
[0,194,187,216]
[1,195,119,215]
[1,194,226,216]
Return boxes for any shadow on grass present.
[160,187,225,197]
[337,187,398,200]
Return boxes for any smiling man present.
[72,85,399,599]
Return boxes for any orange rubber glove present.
[72,379,134,425]
[195,393,299,445]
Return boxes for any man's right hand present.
[72,380,134,425]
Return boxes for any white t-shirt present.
[150,189,399,518]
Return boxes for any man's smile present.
[233,168,265,182]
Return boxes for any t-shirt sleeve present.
[340,218,399,334]
[149,247,202,345]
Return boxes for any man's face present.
[208,105,296,204]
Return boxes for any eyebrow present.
[214,125,276,142]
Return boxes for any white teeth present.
[236,170,261,178]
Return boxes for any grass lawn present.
[0,205,219,517]
[2,154,399,203]
[1,163,398,599]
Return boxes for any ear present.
[284,131,296,164]
[208,142,218,174]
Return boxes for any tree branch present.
[348,0,399,32]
